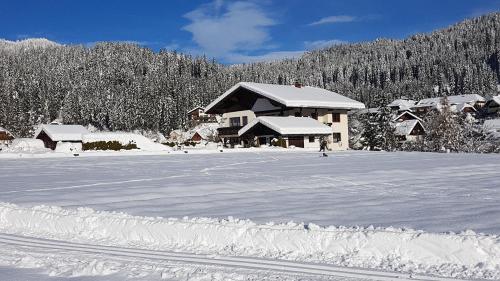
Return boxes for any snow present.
[484,119,500,139]
[205,82,366,112]
[392,111,422,122]
[387,99,416,111]
[394,120,422,136]
[239,116,332,136]
[36,125,89,141]
[0,202,499,279]
[4,138,48,153]
[1,151,500,279]
[82,132,170,151]
[415,94,485,107]
[487,95,500,105]
[55,142,82,153]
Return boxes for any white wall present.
[221,110,256,127]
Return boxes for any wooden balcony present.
[217,126,243,137]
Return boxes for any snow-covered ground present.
[0,150,499,280]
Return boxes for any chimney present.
[294,80,302,88]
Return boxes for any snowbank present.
[55,142,82,153]
[83,132,170,151]
[0,203,498,279]
[4,139,48,153]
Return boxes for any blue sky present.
[1,0,499,63]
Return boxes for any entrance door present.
[288,136,304,148]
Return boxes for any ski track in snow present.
[0,233,483,281]
[1,150,500,280]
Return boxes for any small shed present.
[35,124,89,150]
[0,127,14,145]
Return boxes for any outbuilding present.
[0,127,14,145]
[35,124,89,150]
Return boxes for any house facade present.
[484,96,500,116]
[187,107,217,127]
[204,82,365,150]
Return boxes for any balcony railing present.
[217,126,243,137]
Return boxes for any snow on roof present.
[392,111,422,122]
[416,94,485,107]
[455,103,476,112]
[387,99,416,110]
[189,123,219,140]
[486,96,500,106]
[187,106,205,114]
[355,108,380,115]
[394,120,424,136]
[36,125,89,141]
[239,116,332,136]
[484,119,500,131]
[206,82,365,112]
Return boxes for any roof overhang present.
[205,82,365,114]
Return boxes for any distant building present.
[35,124,89,150]
[411,94,486,115]
[204,82,365,150]
[393,111,422,122]
[187,107,217,127]
[387,99,416,112]
[394,120,426,143]
[0,127,14,145]
[484,96,500,116]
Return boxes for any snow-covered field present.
[0,150,499,280]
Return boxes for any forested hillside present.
[1,13,499,137]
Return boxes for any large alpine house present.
[205,82,365,150]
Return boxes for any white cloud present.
[225,50,305,64]
[304,39,346,50]
[309,15,357,26]
[164,42,180,50]
[183,0,276,59]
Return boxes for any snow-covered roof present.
[187,106,205,114]
[239,116,332,136]
[486,96,500,106]
[394,120,424,136]
[36,125,89,142]
[189,123,219,140]
[355,108,380,115]
[484,119,500,131]
[415,94,485,107]
[387,99,416,110]
[206,82,365,112]
[454,103,476,113]
[392,111,422,122]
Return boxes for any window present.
[242,116,248,126]
[332,133,341,142]
[309,136,315,143]
[294,112,301,117]
[229,117,241,127]
[311,112,318,120]
[332,113,341,123]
